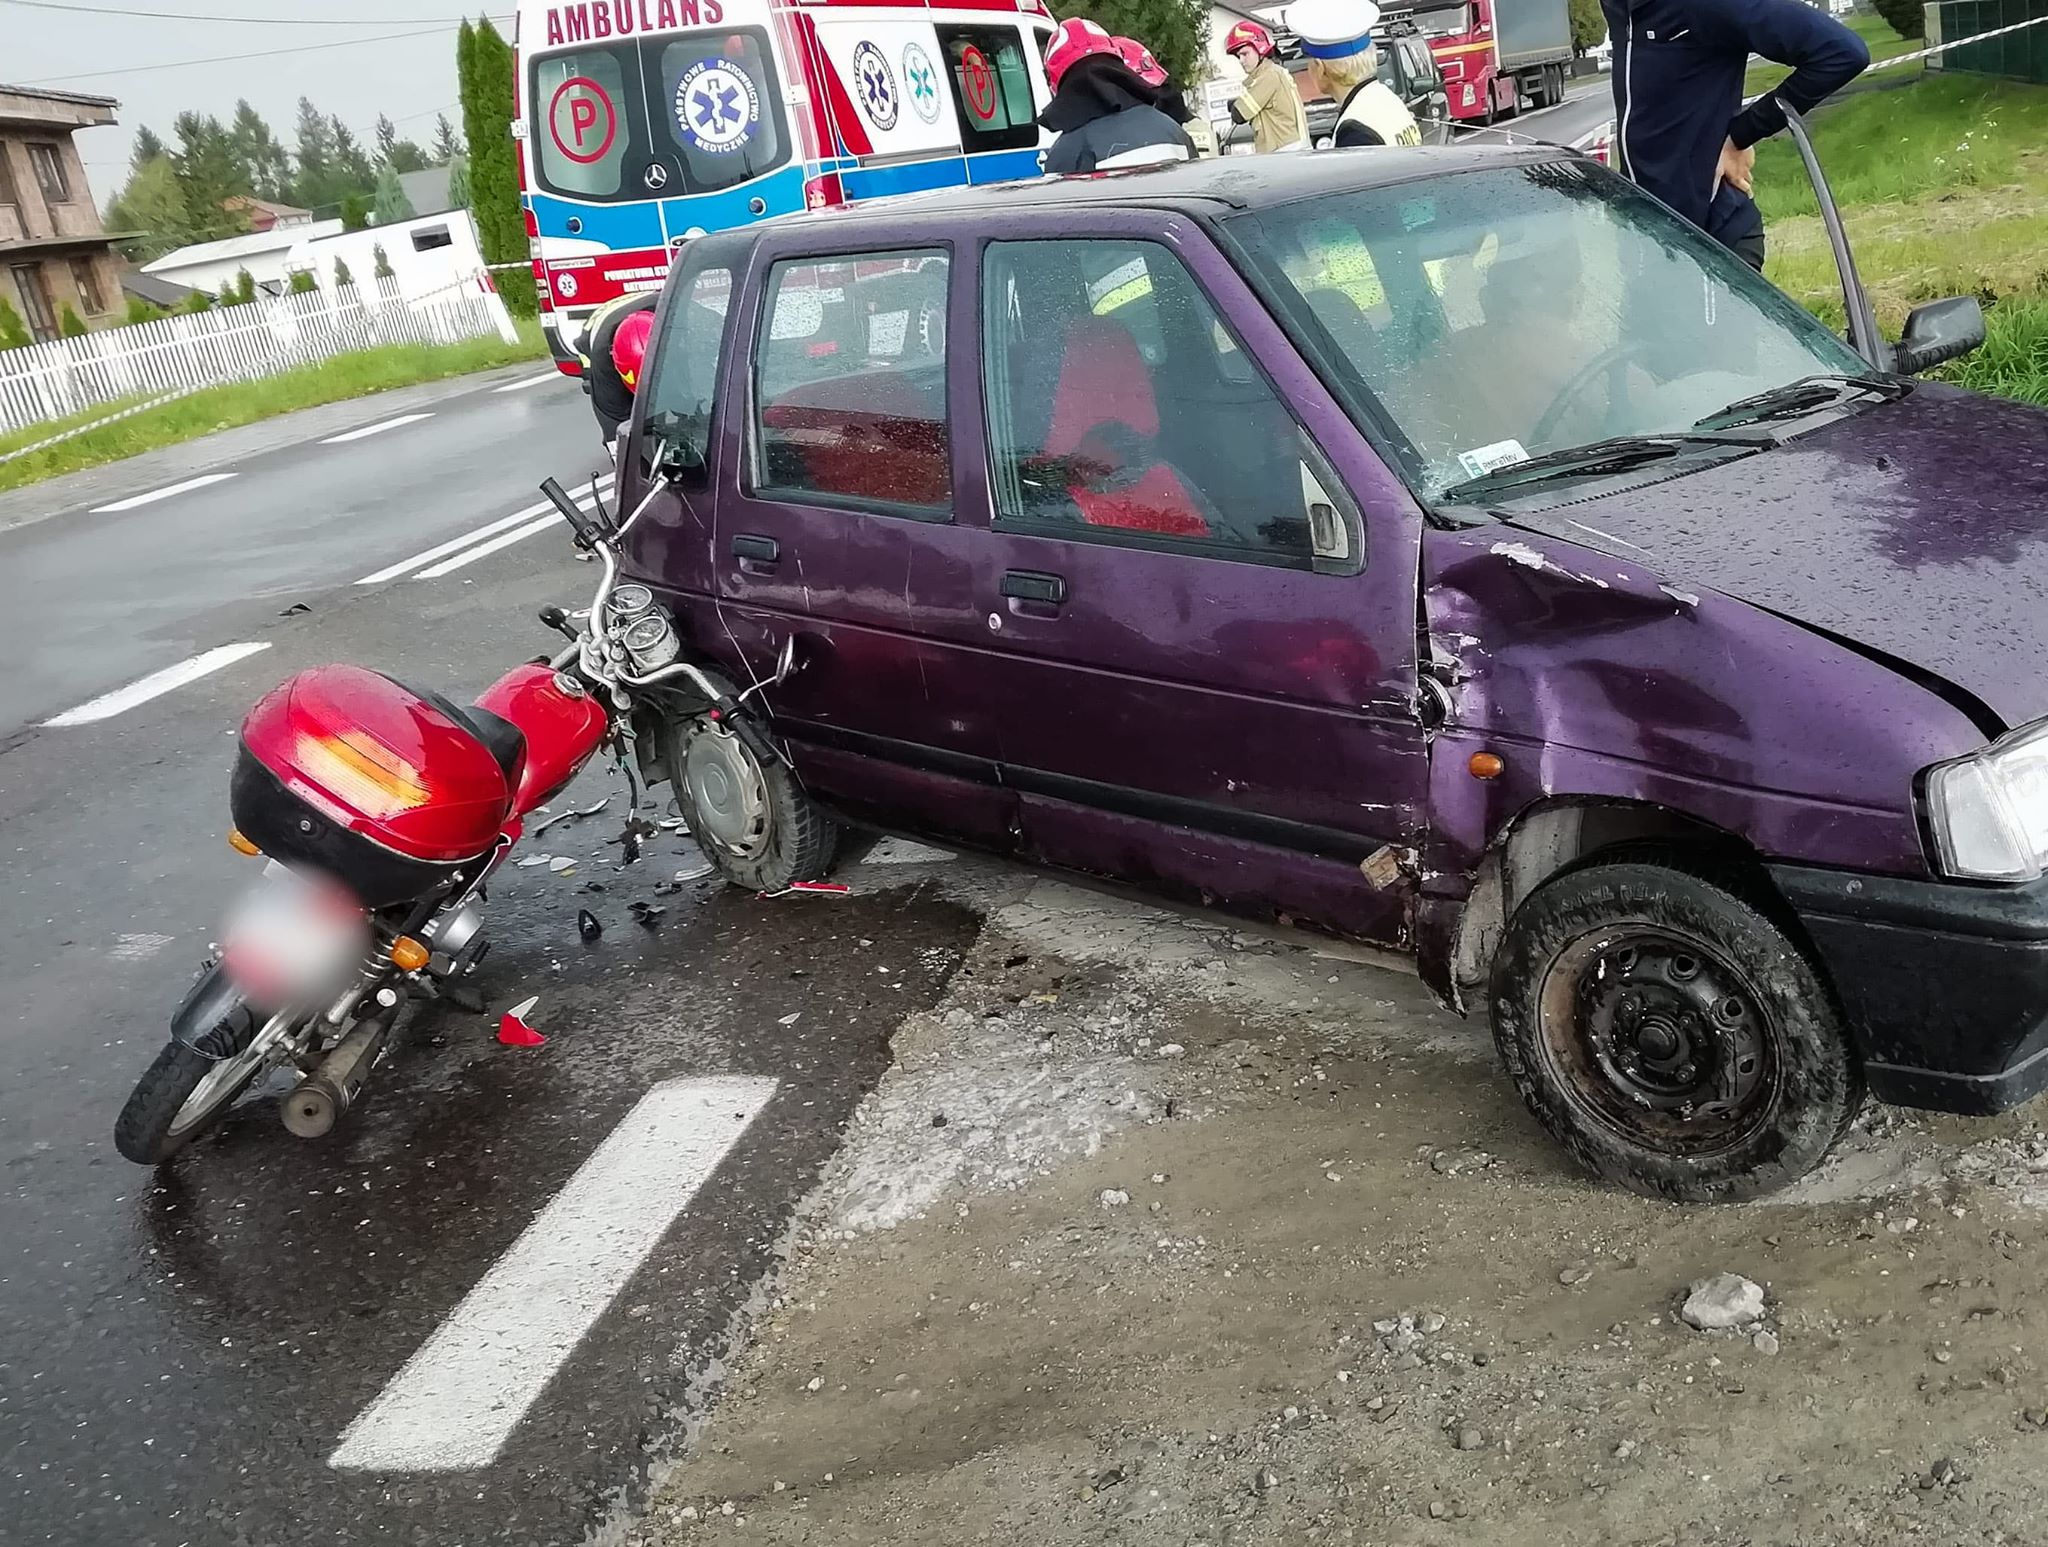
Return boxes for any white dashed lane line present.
[355,473,613,584]
[90,472,237,513]
[319,411,435,445]
[40,641,272,728]
[328,1075,779,1473]
[492,371,567,392]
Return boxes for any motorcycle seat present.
[399,678,528,787]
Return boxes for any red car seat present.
[1042,317,1210,539]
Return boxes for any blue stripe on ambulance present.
[839,145,1045,201]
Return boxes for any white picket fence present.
[0,273,520,436]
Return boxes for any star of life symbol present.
[853,40,898,130]
[902,41,941,124]
[675,58,758,155]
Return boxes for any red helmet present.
[612,308,653,392]
[1045,16,1121,90]
[1113,35,1169,87]
[1224,19,1277,57]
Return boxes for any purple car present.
[607,139,2039,1202]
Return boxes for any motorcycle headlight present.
[1924,719,2048,881]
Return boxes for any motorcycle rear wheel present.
[114,1032,274,1165]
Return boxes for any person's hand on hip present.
[1713,136,1756,198]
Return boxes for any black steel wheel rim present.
[1534,923,1780,1157]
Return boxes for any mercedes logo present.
[643,162,669,190]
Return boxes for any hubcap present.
[1536,927,1777,1156]
[683,723,770,857]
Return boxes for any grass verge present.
[1755,72,2048,402]
[0,321,547,495]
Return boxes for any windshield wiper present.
[1692,373,1907,432]
[1437,432,1763,505]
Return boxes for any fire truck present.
[1400,0,1573,124]
[513,0,1059,372]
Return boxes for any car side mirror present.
[1893,296,1986,375]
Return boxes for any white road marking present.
[320,411,435,445]
[328,1074,779,1473]
[355,474,613,584]
[40,641,272,727]
[90,472,236,513]
[412,514,562,579]
[492,371,565,392]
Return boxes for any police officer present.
[1288,0,1421,148]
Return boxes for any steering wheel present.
[1527,337,1662,449]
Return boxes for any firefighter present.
[1224,20,1309,154]
[1287,0,1422,147]
[1041,17,1196,174]
[573,290,659,456]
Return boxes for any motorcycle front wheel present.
[114,1021,280,1165]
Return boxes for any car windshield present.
[1222,161,1870,502]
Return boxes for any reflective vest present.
[1332,79,1421,148]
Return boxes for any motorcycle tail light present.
[240,666,510,863]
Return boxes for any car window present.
[640,261,734,479]
[752,248,952,512]
[1224,161,1869,499]
[981,239,1349,568]
[935,24,1039,153]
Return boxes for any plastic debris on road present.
[497,994,547,1047]
[577,908,603,942]
[759,880,853,899]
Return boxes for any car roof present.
[758,142,1565,236]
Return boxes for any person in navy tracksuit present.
[1602,0,1869,269]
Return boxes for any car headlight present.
[1924,719,2048,881]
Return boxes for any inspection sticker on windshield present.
[1456,439,1529,480]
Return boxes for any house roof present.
[222,195,313,221]
[0,83,119,110]
[119,270,194,307]
[397,166,455,216]
[142,219,344,273]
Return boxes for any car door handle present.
[1000,570,1066,606]
[732,534,780,564]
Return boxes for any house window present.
[10,263,59,342]
[410,224,453,252]
[0,148,18,211]
[69,258,106,315]
[29,143,71,204]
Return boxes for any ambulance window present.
[935,25,1040,154]
[531,47,636,199]
[656,31,791,194]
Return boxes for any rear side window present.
[981,239,1349,568]
[640,261,735,479]
[935,25,1039,153]
[532,46,635,199]
[752,248,952,513]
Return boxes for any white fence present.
[0,273,521,437]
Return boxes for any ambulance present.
[514,0,1061,371]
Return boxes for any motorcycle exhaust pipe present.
[281,996,400,1139]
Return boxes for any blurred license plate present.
[221,864,369,1006]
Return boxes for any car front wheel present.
[1489,858,1862,1203]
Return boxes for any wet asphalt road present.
[0,387,983,1545]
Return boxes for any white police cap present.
[1287,0,1384,58]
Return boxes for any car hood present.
[1520,383,2048,730]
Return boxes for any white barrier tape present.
[0,386,205,467]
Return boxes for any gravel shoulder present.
[629,863,2048,1547]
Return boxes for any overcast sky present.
[6,0,516,208]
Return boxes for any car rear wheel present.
[1489,858,1862,1203]
[673,717,838,892]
